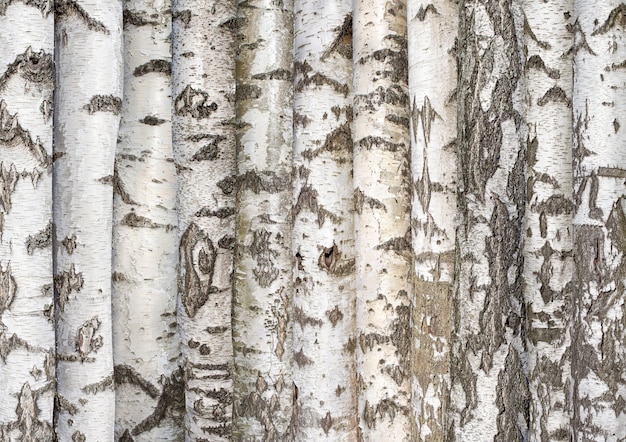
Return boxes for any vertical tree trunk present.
[571,2,626,439]
[450,1,529,440]
[0,2,54,439]
[112,0,183,440]
[352,0,413,438]
[53,1,122,440]
[406,1,457,440]
[522,1,574,440]
[232,0,294,438]
[171,0,237,439]
[292,5,357,440]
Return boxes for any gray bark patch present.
[25,221,52,255]
[133,59,171,77]
[83,95,122,114]
[174,85,218,118]
[179,223,217,318]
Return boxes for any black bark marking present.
[0,262,16,316]
[174,85,218,119]
[294,347,313,368]
[195,206,236,219]
[357,46,408,83]
[415,4,438,21]
[76,316,103,359]
[139,115,167,126]
[192,135,225,161]
[607,196,626,254]
[172,9,192,27]
[0,101,50,167]
[81,374,113,394]
[54,264,83,312]
[318,243,340,272]
[294,185,340,228]
[25,220,52,254]
[98,174,113,185]
[532,195,575,216]
[294,113,311,128]
[356,136,405,152]
[71,431,85,442]
[413,96,440,147]
[83,95,122,114]
[61,234,77,255]
[416,149,431,211]
[526,55,560,79]
[133,59,171,77]
[354,188,386,215]
[0,0,52,16]
[362,398,409,430]
[113,162,138,205]
[252,69,292,81]
[523,16,550,50]
[537,86,570,107]
[320,411,332,435]
[121,212,175,231]
[249,228,279,288]
[565,20,596,57]
[355,85,409,111]
[240,169,290,194]
[301,122,352,164]
[114,364,160,399]
[179,223,217,318]
[0,163,18,214]
[272,289,289,361]
[592,4,626,35]
[294,305,323,329]
[325,305,343,327]
[321,13,352,61]
[235,83,262,101]
[218,234,235,250]
[55,395,79,415]
[123,9,159,27]
[495,348,531,440]
[217,175,237,195]
[294,61,349,96]
[0,47,53,92]
[614,119,620,133]
[55,0,109,33]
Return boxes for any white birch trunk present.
[292,4,357,440]
[449,1,530,440]
[232,0,294,438]
[171,0,237,439]
[0,2,54,439]
[522,1,574,440]
[53,1,122,439]
[112,1,183,440]
[352,0,413,438]
[571,2,626,439]
[406,1,457,440]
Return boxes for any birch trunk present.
[53,1,122,440]
[450,1,530,439]
[522,1,574,440]
[171,0,237,439]
[406,1,457,440]
[571,2,626,439]
[292,5,357,440]
[352,0,413,438]
[112,1,183,440]
[232,0,294,438]
[0,2,54,439]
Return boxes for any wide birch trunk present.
[53,1,122,440]
[292,4,357,440]
[0,2,54,439]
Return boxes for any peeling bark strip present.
[450,0,530,440]
[232,0,294,438]
[53,0,122,439]
[571,2,626,439]
[352,0,413,438]
[172,0,237,438]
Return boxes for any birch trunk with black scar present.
[352,0,412,438]
[53,1,122,440]
[232,0,294,438]
[522,1,574,440]
[171,0,237,439]
[406,1,456,440]
[292,5,357,440]
[112,0,184,440]
[0,2,54,439]
[571,2,626,439]
[450,1,529,440]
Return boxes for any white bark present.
[53,1,122,440]
[406,1,457,440]
[0,2,54,439]
[352,0,413,438]
[112,1,183,440]
[292,4,357,440]
[232,0,294,438]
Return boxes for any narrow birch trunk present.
[171,1,237,439]
[406,1,457,440]
[0,2,54,439]
[571,2,626,439]
[292,5,357,440]
[232,0,294,438]
[352,0,413,438]
[112,1,183,440]
[53,1,122,439]
[522,1,574,440]
[449,1,529,439]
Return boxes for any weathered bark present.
[292,5,357,440]
[0,2,54,439]
[406,1,457,440]
[450,1,529,440]
[112,0,183,440]
[571,2,626,439]
[352,0,413,438]
[523,1,574,440]
[171,0,237,439]
[53,1,122,440]
[232,0,294,438]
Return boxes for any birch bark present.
[53,1,122,440]
[352,0,413,438]
[171,0,237,439]
[292,5,357,440]
[0,2,54,439]
[112,1,183,440]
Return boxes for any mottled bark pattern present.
[450,1,529,439]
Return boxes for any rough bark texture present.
[171,0,237,439]
[232,0,294,438]
[53,1,122,440]
[571,2,626,439]
[112,0,183,440]
[0,2,54,439]
[352,0,413,438]
[292,5,357,441]
[450,1,530,440]
[406,1,457,440]
[523,1,574,440]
